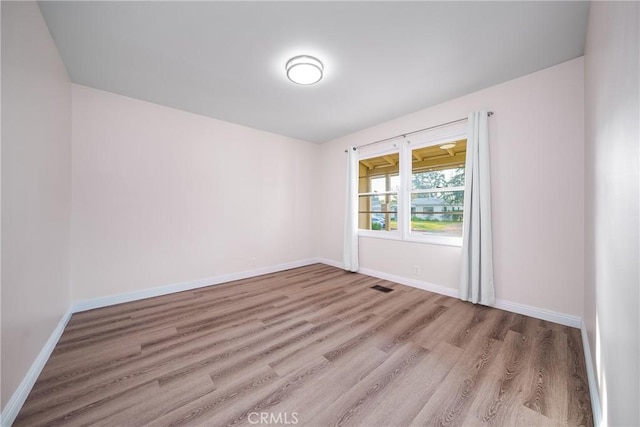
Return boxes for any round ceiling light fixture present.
[439,142,457,150]
[286,55,324,85]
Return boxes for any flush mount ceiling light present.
[439,142,456,150]
[286,55,323,85]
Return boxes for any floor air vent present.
[370,284,394,293]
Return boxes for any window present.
[356,123,467,246]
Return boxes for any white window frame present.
[356,122,467,247]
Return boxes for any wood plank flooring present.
[15,264,592,426]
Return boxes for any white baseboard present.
[313,257,342,269]
[580,320,603,426]
[73,258,319,313]
[0,308,73,427]
[359,266,459,299]
[314,257,581,328]
[492,299,582,328]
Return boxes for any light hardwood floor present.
[15,264,592,426]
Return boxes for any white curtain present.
[343,147,359,272]
[460,111,495,305]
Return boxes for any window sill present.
[404,235,462,247]
[357,230,402,241]
[358,230,462,247]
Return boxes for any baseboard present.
[580,320,603,426]
[72,258,319,313]
[314,257,581,328]
[492,299,582,328]
[315,257,459,298]
[359,266,459,299]
[314,257,342,269]
[0,308,73,427]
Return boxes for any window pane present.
[412,167,465,190]
[410,192,463,237]
[370,175,400,193]
[358,194,398,231]
[359,153,399,187]
[411,140,466,190]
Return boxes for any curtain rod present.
[344,111,494,152]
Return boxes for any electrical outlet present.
[413,265,420,276]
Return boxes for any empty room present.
[1,1,638,426]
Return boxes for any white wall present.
[1,1,72,410]
[71,85,318,301]
[317,58,585,317]
[584,2,640,425]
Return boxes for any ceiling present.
[38,1,589,143]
